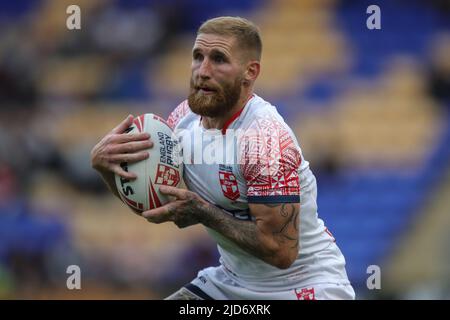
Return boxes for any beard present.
[188,76,242,118]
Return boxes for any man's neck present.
[201,91,253,130]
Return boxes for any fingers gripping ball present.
[115,114,183,212]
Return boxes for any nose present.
[197,58,212,80]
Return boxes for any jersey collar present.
[221,93,255,135]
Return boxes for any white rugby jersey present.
[167,94,351,291]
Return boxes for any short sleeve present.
[167,100,191,130]
[239,117,301,203]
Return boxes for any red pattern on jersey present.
[167,100,191,130]
[295,287,316,300]
[241,117,301,197]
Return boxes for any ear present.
[243,61,260,85]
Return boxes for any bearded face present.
[188,74,243,118]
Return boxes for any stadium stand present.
[0,0,449,299]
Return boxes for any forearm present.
[142,187,299,268]
[196,202,292,268]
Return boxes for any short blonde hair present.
[198,16,262,61]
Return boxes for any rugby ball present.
[115,113,183,212]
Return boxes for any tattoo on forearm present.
[200,203,269,259]
[198,202,300,265]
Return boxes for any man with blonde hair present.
[91,16,355,300]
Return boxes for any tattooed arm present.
[201,202,300,269]
[142,186,300,269]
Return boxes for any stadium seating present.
[1,0,449,298]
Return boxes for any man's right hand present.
[90,114,153,181]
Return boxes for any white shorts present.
[185,265,355,300]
